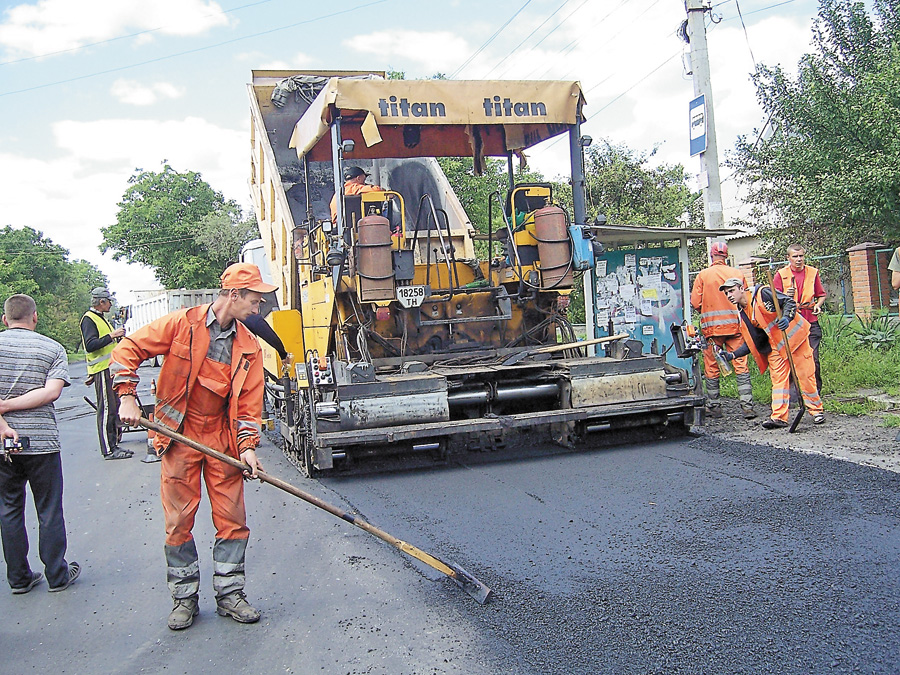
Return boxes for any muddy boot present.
[216,591,260,624]
[705,404,723,419]
[168,595,199,630]
[740,402,757,419]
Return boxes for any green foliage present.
[0,226,107,350]
[853,312,900,349]
[882,413,900,428]
[101,162,259,289]
[824,398,883,416]
[731,0,900,253]
[437,157,546,235]
[575,139,702,228]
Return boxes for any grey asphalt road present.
[2,360,900,674]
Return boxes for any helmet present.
[710,242,728,258]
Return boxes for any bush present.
[853,313,900,350]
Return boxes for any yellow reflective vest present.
[83,311,116,374]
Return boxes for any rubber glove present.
[775,316,790,330]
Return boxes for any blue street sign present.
[689,95,706,156]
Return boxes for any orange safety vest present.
[330,181,384,223]
[737,285,811,374]
[690,261,742,336]
[776,265,820,308]
[109,304,264,457]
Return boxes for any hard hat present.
[710,242,728,257]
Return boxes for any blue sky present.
[0,0,824,301]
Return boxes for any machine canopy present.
[289,78,586,162]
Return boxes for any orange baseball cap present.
[220,263,277,293]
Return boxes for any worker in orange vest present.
[330,166,385,224]
[773,244,827,393]
[690,242,756,419]
[718,277,825,429]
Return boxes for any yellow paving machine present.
[248,71,703,475]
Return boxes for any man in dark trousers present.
[80,287,131,460]
[0,294,80,593]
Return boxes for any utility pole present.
[684,0,724,233]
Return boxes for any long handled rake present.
[140,417,492,605]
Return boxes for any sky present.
[0,0,828,303]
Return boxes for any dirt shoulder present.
[700,398,900,474]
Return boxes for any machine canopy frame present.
[289,78,586,162]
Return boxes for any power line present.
[0,0,274,67]
[0,1,387,98]
[450,0,534,79]
[534,0,661,82]
[498,0,594,79]
[481,0,572,79]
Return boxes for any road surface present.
[2,360,899,674]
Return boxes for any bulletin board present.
[592,246,692,372]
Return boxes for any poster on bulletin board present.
[592,246,691,372]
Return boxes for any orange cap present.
[220,263,277,293]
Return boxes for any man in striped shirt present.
[0,294,80,593]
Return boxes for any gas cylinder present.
[533,205,573,288]
[356,214,395,301]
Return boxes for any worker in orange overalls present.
[330,166,385,224]
[111,263,276,631]
[773,243,827,394]
[718,277,825,429]
[690,241,756,419]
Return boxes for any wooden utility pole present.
[684,0,724,233]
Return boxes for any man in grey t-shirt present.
[0,294,80,593]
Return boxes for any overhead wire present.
[0,0,274,67]
[534,0,660,81]
[480,0,572,79]
[0,0,388,98]
[449,0,534,79]
[496,0,593,80]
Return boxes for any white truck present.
[123,289,219,366]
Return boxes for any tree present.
[437,157,546,234]
[731,0,900,255]
[0,226,107,350]
[553,139,702,228]
[101,163,260,288]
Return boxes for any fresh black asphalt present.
[2,360,898,674]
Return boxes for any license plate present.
[396,285,428,308]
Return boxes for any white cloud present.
[0,116,247,302]
[110,79,184,106]
[0,0,230,58]
[345,30,471,75]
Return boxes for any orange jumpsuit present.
[736,286,823,423]
[690,261,752,405]
[110,304,264,599]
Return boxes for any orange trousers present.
[767,344,823,422]
[702,334,749,379]
[160,358,248,548]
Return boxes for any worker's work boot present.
[168,595,199,630]
[216,591,260,624]
[740,402,757,419]
[705,403,723,419]
[761,418,788,430]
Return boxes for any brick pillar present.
[847,242,890,316]
[737,257,767,288]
